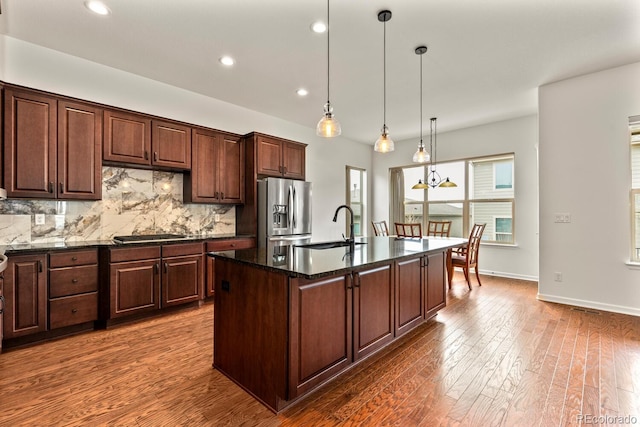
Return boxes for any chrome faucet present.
[332,204,355,252]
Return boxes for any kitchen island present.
[210,235,465,412]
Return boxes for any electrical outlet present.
[554,213,571,223]
[35,214,45,225]
[214,214,221,222]
[554,272,563,282]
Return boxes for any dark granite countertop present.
[209,236,466,279]
[0,234,255,255]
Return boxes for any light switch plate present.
[214,214,221,222]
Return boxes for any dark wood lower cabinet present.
[2,254,48,339]
[289,274,353,398]
[353,264,394,360]
[425,251,446,318]
[161,242,203,307]
[110,258,160,319]
[395,256,424,336]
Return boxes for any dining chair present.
[394,222,423,238]
[427,220,452,237]
[450,223,486,290]
[371,220,390,236]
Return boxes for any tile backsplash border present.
[0,167,235,244]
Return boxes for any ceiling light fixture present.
[85,1,110,16]
[316,0,341,137]
[374,10,394,153]
[426,117,457,188]
[296,88,309,96]
[311,21,327,33]
[219,56,235,66]
[412,46,430,163]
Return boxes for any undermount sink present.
[295,241,367,250]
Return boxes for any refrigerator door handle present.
[287,185,294,229]
[292,186,297,229]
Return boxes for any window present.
[629,117,640,261]
[346,166,367,237]
[391,153,515,244]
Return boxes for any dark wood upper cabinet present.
[103,109,151,166]
[256,135,306,180]
[184,129,244,204]
[3,88,101,200]
[3,88,57,198]
[103,112,191,171]
[58,100,102,200]
[151,120,191,170]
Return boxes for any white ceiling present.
[1,0,639,144]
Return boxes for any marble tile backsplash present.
[0,167,235,244]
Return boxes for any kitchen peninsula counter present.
[210,236,465,412]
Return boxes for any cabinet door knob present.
[154,152,158,162]
[38,260,43,273]
[220,192,224,200]
[71,308,78,314]
[214,191,219,199]
[144,151,149,160]
[72,278,78,283]
[71,256,78,261]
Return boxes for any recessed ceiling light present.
[311,21,327,33]
[296,88,309,97]
[85,1,111,16]
[219,56,235,66]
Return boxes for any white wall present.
[539,61,640,316]
[372,115,539,281]
[0,35,372,241]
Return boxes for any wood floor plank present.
[1,274,639,427]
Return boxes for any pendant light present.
[374,10,394,153]
[412,46,430,163]
[316,0,341,137]
[425,117,457,188]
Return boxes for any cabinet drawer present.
[110,246,161,263]
[49,265,98,298]
[49,249,98,268]
[162,242,203,258]
[49,292,98,329]
[206,238,255,252]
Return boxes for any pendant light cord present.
[383,18,386,128]
[419,52,423,146]
[326,0,330,105]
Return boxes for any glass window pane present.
[631,144,640,189]
[404,203,423,224]
[427,161,465,201]
[634,192,640,261]
[404,166,425,202]
[470,157,514,199]
[427,202,463,238]
[350,169,361,202]
[469,201,513,243]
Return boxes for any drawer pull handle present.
[71,256,78,261]
[71,308,78,314]
[60,182,64,194]
[220,192,224,199]
[49,181,54,193]
[154,152,158,162]
[72,278,78,283]
[144,151,149,160]
[164,262,168,274]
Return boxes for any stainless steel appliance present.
[258,177,312,247]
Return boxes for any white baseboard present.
[537,293,640,317]
[478,269,538,282]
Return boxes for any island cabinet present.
[204,237,256,297]
[3,87,102,200]
[394,256,424,337]
[288,263,394,399]
[2,254,48,339]
[103,243,203,322]
[103,110,191,170]
[424,251,446,318]
[184,129,244,204]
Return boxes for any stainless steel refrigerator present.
[257,177,312,247]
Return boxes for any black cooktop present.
[113,234,187,244]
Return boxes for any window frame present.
[391,152,516,245]
[629,116,640,261]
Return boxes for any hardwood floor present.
[1,274,639,426]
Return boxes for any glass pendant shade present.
[374,126,394,153]
[317,103,341,137]
[412,179,428,189]
[412,143,430,163]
